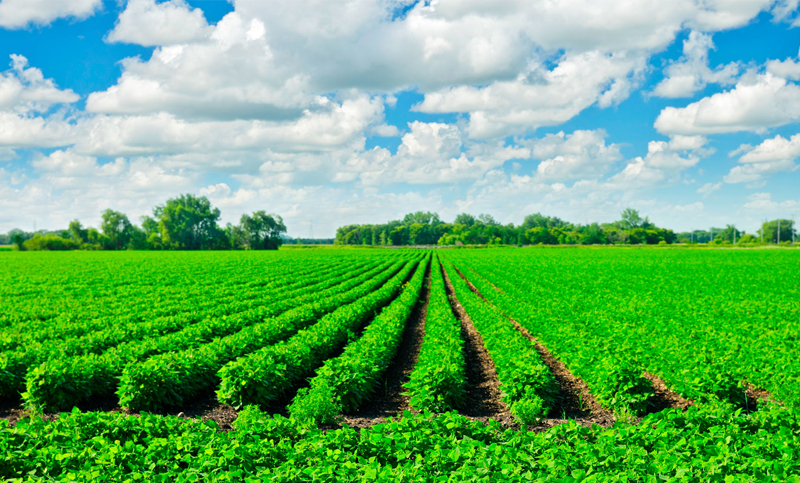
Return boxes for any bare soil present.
[440,262,516,428]
[0,395,240,431]
[340,264,431,429]
[450,264,615,430]
[743,382,779,412]
[642,372,693,413]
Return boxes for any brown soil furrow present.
[440,261,515,427]
[743,382,779,412]
[340,263,431,429]
[642,372,693,413]
[1,396,240,430]
[450,264,615,429]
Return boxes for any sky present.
[1,0,800,237]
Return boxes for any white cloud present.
[655,74,800,135]
[724,160,797,184]
[766,48,800,80]
[722,133,800,184]
[0,0,101,29]
[0,55,78,113]
[741,192,800,214]
[652,31,739,98]
[697,181,722,196]
[521,129,622,182]
[106,0,212,47]
[353,121,529,186]
[417,51,644,139]
[739,133,800,163]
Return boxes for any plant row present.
[0,256,342,351]
[2,258,382,403]
[289,255,430,423]
[448,259,655,415]
[442,260,558,425]
[22,260,394,411]
[215,258,421,409]
[2,404,799,482]
[117,258,421,411]
[403,255,467,412]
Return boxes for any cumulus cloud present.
[654,74,800,135]
[766,48,800,81]
[0,55,78,113]
[723,133,800,184]
[0,0,101,29]
[417,51,644,139]
[652,31,739,98]
[106,0,212,47]
[697,181,722,196]
[521,129,622,182]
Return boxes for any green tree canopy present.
[101,209,134,250]
[238,211,287,250]
[154,194,226,250]
[619,208,643,230]
[402,211,441,225]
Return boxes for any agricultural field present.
[0,248,799,481]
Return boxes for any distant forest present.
[335,210,797,247]
[1,198,796,250]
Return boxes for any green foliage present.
[4,404,800,481]
[154,194,227,250]
[217,259,421,409]
[444,248,800,414]
[118,260,413,411]
[445,262,557,424]
[289,256,428,423]
[22,234,78,251]
[22,259,382,411]
[404,256,467,412]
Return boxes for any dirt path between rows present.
[449,265,614,429]
[440,261,516,428]
[339,264,431,428]
[450,264,697,425]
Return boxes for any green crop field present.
[1,248,799,482]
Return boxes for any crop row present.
[216,258,422,409]
[447,258,655,415]
[0,258,351,352]
[403,255,467,412]
[289,255,430,423]
[3,403,799,481]
[118,257,421,411]
[445,249,800,412]
[442,260,558,424]
[22,259,396,411]
[3,258,385,403]
[0,252,291,327]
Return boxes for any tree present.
[12,234,24,251]
[620,208,643,230]
[453,213,476,226]
[521,213,566,230]
[402,211,441,225]
[717,225,744,244]
[68,220,88,245]
[759,219,796,244]
[477,214,499,226]
[526,227,558,245]
[238,211,287,250]
[101,209,134,250]
[154,194,226,250]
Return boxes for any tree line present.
[1,194,287,251]
[335,209,798,247]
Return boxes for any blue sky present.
[1,0,799,237]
